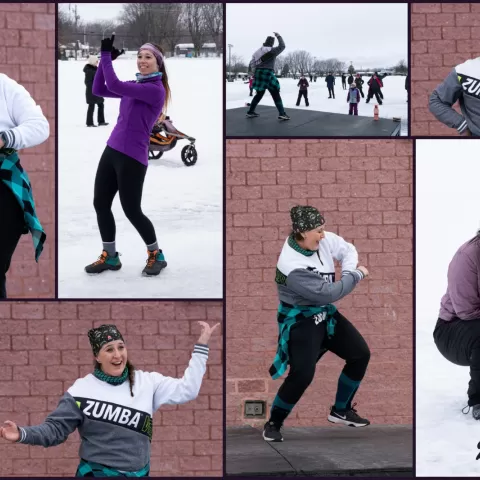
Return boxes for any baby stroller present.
[149,116,198,166]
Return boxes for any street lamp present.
[228,43,233,82]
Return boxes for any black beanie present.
[88,324,124,356]
[263,36,275,47]
[290,206,325,233]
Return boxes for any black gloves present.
[111,47,125,61]
[100,34,115,52]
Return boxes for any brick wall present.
[226,139,413,427]
[0,301,223,477]
[411,2,480,135]
[0,3,55,297]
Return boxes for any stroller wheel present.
[149,150,163,160]
[181,145,198,166]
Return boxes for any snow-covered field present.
[416,140,480,476]
[58,57,223,298]
[227,75,408,135]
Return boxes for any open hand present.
[0,421,20,442]
[196,321,220,345]
[111,47,125,61]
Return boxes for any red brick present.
[456,13,480,26]
[111,303,142,320]
[231,186,262,199]
[261,157,290,171]
[226,143,246,157]
[292,184,321,198]
[237,380,266,392]
[291,157,320,170]
[411,13,426,27]
[306,142,336,157]
[442,26,472,39]
[247,171,276,185]
[322,184,351,197]
[368,226,398,239]
[0,320,26,335]
[227,171,246,185]
[306,171,336,185]
[247,144,276,157]
[321,157,350,170]
[0,381,29,396]
[413,26,442,40]
[336,171,366,184]
[337,198,367,211]
[350,157,380,170]
[412,4,442,13]
[277,143,306,157]
[350,184,380,198]
[277,171,307,184]
[427,13,455,26]
[12,304,44,319]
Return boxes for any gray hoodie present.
[248,35,285,73]
[276,233,364,306]
[439,235,480,321]
[429,58,480,135]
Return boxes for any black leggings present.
[0,181,25,298]
[434,318,480,406]
[249,88,285,115]
[93,146,156,245]
[86,102,105,126]
[276,311,370,409]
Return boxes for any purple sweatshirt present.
[93,52,165,166]
[439,235,480,321]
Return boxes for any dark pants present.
[357,86,365,98]
[93,146,156,246]
[296,90,309,106]
[249,87,253,96]
[248,88,285,115]
[434,318,480,406]
[328,86,335,98]
[272,311,370,420]
[366,90,383,104]
[86,103,105,126]
[0,181,25,298]
[349,103,358,115]
[342,81,346,90]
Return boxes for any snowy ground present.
[227,75,408,135]
[416,140,480,476]
[58,57,223,298]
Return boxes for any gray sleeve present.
[17,392,83,447]
[429,69,468,133]
[271,35,285,57]
[286,268,363,305]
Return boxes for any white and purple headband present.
[138,43,164,68]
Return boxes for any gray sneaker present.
[263,421,283,442]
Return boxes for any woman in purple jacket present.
[434,231,480,419]
[85,36,170,277]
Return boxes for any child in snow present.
[296,76,309,106]
[347,83,360,115]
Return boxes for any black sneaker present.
[246,112,259,118]
[85,251,122,274]
[142,249,167,276]
[98,122,109,126]
[87,124,97,127]
[328,403,370,427]
[473,404,480,420]
[263,421,283,442]
[278,114,290,121]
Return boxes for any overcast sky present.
[61,3,124,23]
[227,3,407,68]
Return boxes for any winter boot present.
[142,249,167,276]
[85,251,121,274]
[328,403,370,427]
[263,421,283,442]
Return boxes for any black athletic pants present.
[328,86,335,98]
[273,311,370,417]
[434,317,480,406]
[366,90,383,104]
[86,103,105,126]
[0,181,25,298]
[248,88,285,115]
[296,90,309,106]
[93,146,157,246]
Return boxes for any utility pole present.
[71,4,79,59]
[228,43,233,81]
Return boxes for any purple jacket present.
[439,235,480,321]
[93,52,165,166]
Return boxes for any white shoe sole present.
[327,414,369,427]
[262,430,283,442]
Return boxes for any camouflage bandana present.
[290,205,325,233]
[88,324,124,357]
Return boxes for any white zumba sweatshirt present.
[0,73,49,149]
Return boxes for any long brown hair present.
[94,359,136,397]
[152,43,171,113]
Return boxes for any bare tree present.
[201,4,223,56]
[394,59,407,75]
[185,3,208,56]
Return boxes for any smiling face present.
[137,49,158,75]
[298,225,326,251]
[96,340,127,377]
